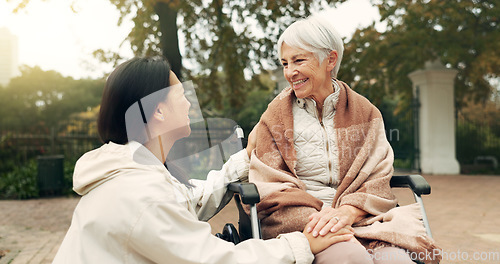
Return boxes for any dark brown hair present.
[97,56,192,187]
[98,56,171,144]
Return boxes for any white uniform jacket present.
[53,141,313,264]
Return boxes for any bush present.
[63,158,77,196]
[0,157,78,199]
[0,159,38,199]
[456,122,500,164]
[394,158,412,170]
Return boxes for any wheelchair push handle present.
[390,175,431,196]
[218,182,262,243]
[228,182,260,205]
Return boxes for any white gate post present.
[408,60,460,174]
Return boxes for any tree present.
[0,66,103,132]
[106,0,347,120]
[340,0,499,110]
[10,0,348,125]
[335,0,499,170]
[109,0,345,74]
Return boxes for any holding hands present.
[302,218,354,254]
[303,205,368,254]
[306,205,368,238]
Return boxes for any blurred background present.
[0,0,499,199]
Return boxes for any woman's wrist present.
[338,205,367,224]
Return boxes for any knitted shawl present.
[249,80,440,263]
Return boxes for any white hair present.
[277,15,344,78]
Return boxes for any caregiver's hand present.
[303,220,354,254]
[307,205,367,237]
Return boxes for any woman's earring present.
[157,108,165,120]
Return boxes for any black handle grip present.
[390,175,431,196]
[228,182,260,204]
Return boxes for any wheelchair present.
[205,122,434,245]
[216,175,433,245]
[178,119,435,262]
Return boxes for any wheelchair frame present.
[216,174,433,243]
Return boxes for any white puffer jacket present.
[293,82,341,208]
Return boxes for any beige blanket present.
[249,80,441,263]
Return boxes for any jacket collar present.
[295,79,341,119]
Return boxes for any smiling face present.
[280,42,337,104]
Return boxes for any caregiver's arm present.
[129,197,352,264]
[189,124,258,221]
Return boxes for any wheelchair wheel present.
[215,223,241,244]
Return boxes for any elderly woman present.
[249,15,440,264]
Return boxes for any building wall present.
[0,27,19,87]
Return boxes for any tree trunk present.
[155,2,182,78]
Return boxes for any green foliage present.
[340,0,499,109]
[393,158,412,170]
[0,157,77,200]
[105,0,347,120]
[0,66,104,132]
[0,133,19,175]
[456,122,500,175]
[379,96,417,167]
[339,0,500,174]
[456,122,500,164]
[194,70,276,132]
[0,66,102,198]
[63,158,77,196]
[0,159,38,199]
[455,98,500,173]
[236,89,275,134]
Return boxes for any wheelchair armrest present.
[390,175,431,196]
[228,182,260,205]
